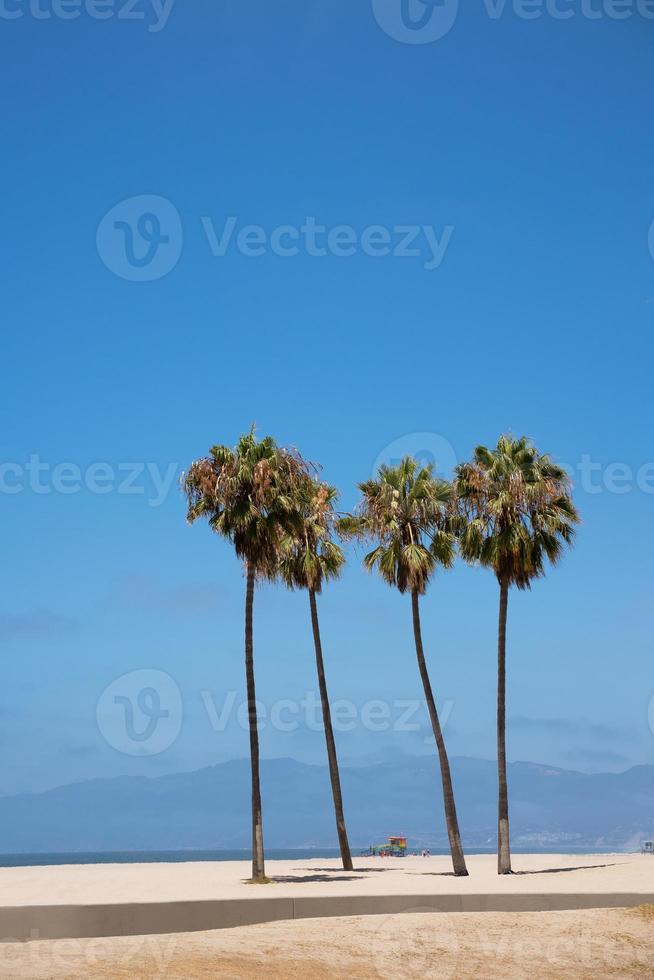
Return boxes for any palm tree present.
[183,428,309,883]
[456,434,579,874]
[279,475,354,871]
[340,456,468,876]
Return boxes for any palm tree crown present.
[455,434,579,589]
[182,427,309,576]
[278,477,345,593]
[340,456,456,593]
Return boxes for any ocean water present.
[0,846,626,868]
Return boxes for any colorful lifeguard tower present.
[366,835,408,857]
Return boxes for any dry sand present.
[1,855,652,978]
[1,852,652,905]
[1,906,653,978]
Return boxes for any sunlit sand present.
[1,853,651,906]
[2,906,653,979]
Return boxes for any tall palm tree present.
[183,428,308,883]
[279,475,354,871]
[456,434,579,875]
[341,457,468,876]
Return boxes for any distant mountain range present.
[0,757,652,853]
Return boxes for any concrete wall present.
[2,892,653,943]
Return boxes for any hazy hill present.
[0,757,651,853]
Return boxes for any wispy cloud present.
[62,743,103,759]
[0,575,220,644]
[509,715,633,743]
[109,574,221,617]
[0,609,77,641]
[563,747,632,769]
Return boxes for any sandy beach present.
[1,906,652,978]
[1,852,651,906]
[1,854,653,976]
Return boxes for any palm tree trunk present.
[411,589,468,876]
[309,588,354,872]
[245,563,266,881]
[497,577,512,874]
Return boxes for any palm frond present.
[455,433,579,589]
[343,455,454,595]
[182,429,312,579]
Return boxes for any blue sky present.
[2,2,654,795]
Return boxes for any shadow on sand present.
[408,863,620,878]
[274,866,398,883]
[273,873,365,883]
[289,867,393,875]
[407,871,459,877]
[274,863,622,883]
[512,863,620,876]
